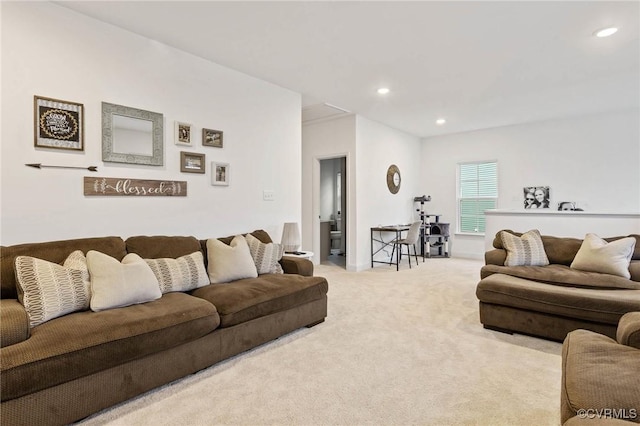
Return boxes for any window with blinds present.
[458,161,498,234]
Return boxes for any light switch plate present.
[263,190,275,201]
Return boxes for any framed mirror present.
[102,102,164,166]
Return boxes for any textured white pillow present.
[571,233,636,279]
[15,250,90,328]
[87,251,161,312]
[206,235,259,283]
[245,233,284,275]
[145,251,210,293]
[500,229,549,267]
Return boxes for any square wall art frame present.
[34,95,84,151]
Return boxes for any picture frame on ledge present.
[523,186,550,209]
[211,161,230,186]
[180,151,205,174]
[202,128,223,148]
[175,121,192,146]
[34,95,84,151]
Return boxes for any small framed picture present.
[180,151,205,174]
[203,128,223,148]
[175,121,192,146]
[34,95,84,151]
[212,162,230,186]
[523,186,551,209]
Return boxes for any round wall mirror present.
[386,164,401,194]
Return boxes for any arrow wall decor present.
[26,163,98,172]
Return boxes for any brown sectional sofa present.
[476,230,640,341]
[561,312,640,425]
[0,231,328,426]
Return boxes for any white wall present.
[354,117,422,270]
[302,115,422,270]
[1,2,302,245]
[302,115,356,266]
[485,210,640,250]
[421,109,640,259]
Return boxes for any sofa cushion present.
[0,299,29,348]
[561,329,640,424]
[481,264,640,290]
[145,251,210,293]
[494,230,582,265]
[125,235,203,259]
[493,231,640,265]
[245,233,284,275]
[216,229,273,246]
[571,234,636,279]
[1,236,126,300]
[206,236,258,284]
[631,261,640,283]
[476,273,640,325]
[500,229,549,266]
[15,250,90,328]
[0,292,219,401]
[191,274,328,328]
[87,251,162,312]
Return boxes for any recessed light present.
[436,118,446,125]
[377,87,390,95]
[594,27,618,38]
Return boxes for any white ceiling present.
[58,1,639,138]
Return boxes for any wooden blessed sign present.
[84,177,187,196]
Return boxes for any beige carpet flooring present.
[78,258,562,426]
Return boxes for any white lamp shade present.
[281,222,301,253]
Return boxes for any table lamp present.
[281,222,301,253]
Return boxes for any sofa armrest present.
[280,256,313,277]
[485,249,506,266]
[617,312,640,349]
[1,299,30,347]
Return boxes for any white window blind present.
[458,161,497,234]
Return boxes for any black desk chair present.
[392,221,422,270]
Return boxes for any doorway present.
[319,157,347,268]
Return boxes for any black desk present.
[370,225,409,271]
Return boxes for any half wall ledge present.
[484,209,640,251]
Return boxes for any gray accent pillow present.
[145,251,209,293]
[15,250,90,328]
[500,229,549,267]
[245,233,284,275]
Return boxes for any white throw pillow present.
[15,250,90,328]
[206,235,259,283]
[87,251,161,312]
[571,233,636,279]
[500,229,549,267]
[245,233,284,275]
[145,251,210,293]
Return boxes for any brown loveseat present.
[0,231,328,426]
[561,312,640,425]
[476,230,640,341]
